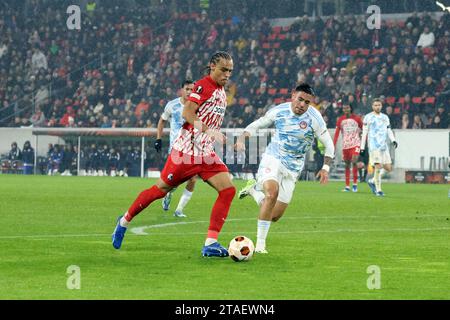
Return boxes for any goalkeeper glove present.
[154,139,162,152]
[393,141,398,149]
[360,149,366,157]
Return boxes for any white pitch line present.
[0,214,448,240]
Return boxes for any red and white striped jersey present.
[172,75,227,156]
[334,114,363,150]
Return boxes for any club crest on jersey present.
[265,168,271,174]
[196,86,203,93]
[299,121,308,129]
[167,173,173,181]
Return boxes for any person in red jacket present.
[333,101,363,192]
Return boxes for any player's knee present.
[220,186,236,201]
[264,190,278,203]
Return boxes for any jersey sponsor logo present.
[299,121,308,129]
[190,93,201,100]
[167,173,173,181]
[265,168,271,174]
[196,86,203,93]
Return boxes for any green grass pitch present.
[0,174,449,299]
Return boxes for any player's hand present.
[205,129,227,144]
[316,169,329,184]
[154,139,162,152]
[360,149,366,157]
[234,140,246,152]
[393,141,398,149]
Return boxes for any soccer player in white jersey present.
[360,98,398,197]
[235,83,335,254]
[155,80,196,218]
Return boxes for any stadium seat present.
[386,96,396,105]
[349,49,358,56]
[277,34,286,40]
[398,97,405,105]
[279,88,289,95]
[424,97,436,105]
[262,42,270,49]
[360,49,370,56]
[1,160,11,173]
[274,98,284,104]
[268,88,277,95]
[272,42,280,48]
[412,97,422,104]
[268,33,277,41]
[282,25,290,32]
[394,107,401,114]
[272,26,282,34]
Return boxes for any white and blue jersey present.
[245,103,328,176]
[363,112,391,151]
[160,97,185,148]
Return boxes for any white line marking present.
[0,214,448,240]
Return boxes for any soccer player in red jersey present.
[112,52,236,257]
[333,101,363,192]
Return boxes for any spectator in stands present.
[30,105,47,127]
[416,26,435,48]
[401,113,411,129]
[412,114,425,129]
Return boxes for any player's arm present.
[311,111,335,184]
[316,129,335,184]
[155,105,170,152]
[360,121,369,152]
[386,117,398,148]
[333,121,340,147]
[235,111,275,151]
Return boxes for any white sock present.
[249,188,265,206]
[205,237,217,246]
[374,168,381,192]
[119,216,129,227]
[256,219,271,249]
[176,189,193,212]
[380,168,387,178]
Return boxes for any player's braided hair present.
[204,51,232,74]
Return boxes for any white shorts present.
[256,154,297,204]
[369,149,392,166]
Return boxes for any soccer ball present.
[228,236,255,262]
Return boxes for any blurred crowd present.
[0,0,449,130]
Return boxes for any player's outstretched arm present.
[316,129,335,184]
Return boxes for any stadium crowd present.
[0,0,449,131]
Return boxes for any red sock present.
[207,187,236,239]
[352,166,358,184]
[345,167,350,187]
[125,185,166,221]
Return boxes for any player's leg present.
[255,179,279,253]
[112,178,172,249]
[112,151,186,249]
[174,175,197,218]
[201,171,236,257]
[351,153,359,192]
[270,201,289,222]
[162,188,175,211]
[343,159,351,192]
